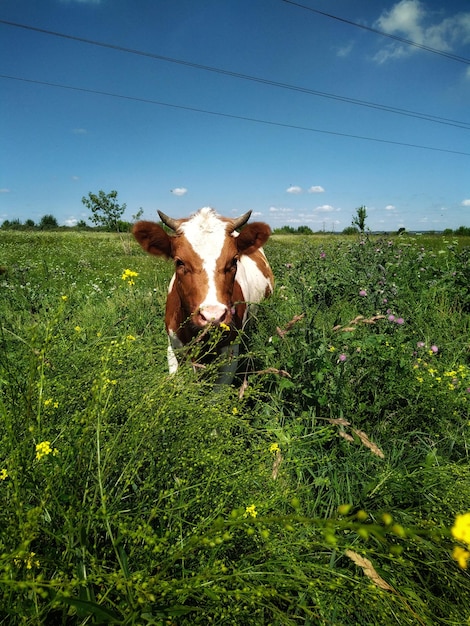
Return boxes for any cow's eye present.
[175,258,185,270]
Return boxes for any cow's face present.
[133,208,271,329]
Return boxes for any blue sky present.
[1,0,469,232]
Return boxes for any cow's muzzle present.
[196,305,229,327]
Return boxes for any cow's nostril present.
[199,306,228,325]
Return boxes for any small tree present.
[352,205,368,233]
[39,214,58,229]
[81,190,126,231]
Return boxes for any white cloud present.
[64,217,78,226]
[73,128,88,135]
[308,185,325,193]
[0,188,10,193]
[462,199,470,206]
[385,204,396,210]
[269,206,293,213]
[373,0,470,63]
[286,185,302,194]
[71,176,80,181]
[171,187,188,196]
[314,205,335,212]
[337,42,354,57]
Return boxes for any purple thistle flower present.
[395,317,404,325]
[338,353,347,362]
[359,289,367,297]
[388,314,395,322]
[431,345,439,353]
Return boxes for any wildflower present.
[220,322,231,332]
[338,353,347,363]
[0,468,8,480]
[26,552,40,569]
[121,269,138,282]
[451,512,470,546]
[320,252,326,259]
[359,290,367,297]
[126,335,136,341]
[14,552,40,569]
[122,269,138,280]
[417,341,425,348]
[388,314,395,322]
[232,407,239,415]
[61,295,68,301]
[452,546,470,569]
[75,326,82,333]
[430,345,439,354]
[269,442,280,454]
[328,346,336,352]
[244,504,258,518]
[395,317,404,325]
[35,441,58,461]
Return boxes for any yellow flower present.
[0,469,8,480]
[451,512,470,546]
[75,326,82,332]
[14,552,39,569]
[26,552,40,569]
[244,504,257,518]
[35,441,58,461]
[61,295,68,301]
[269,442,280,454]
[232,407,239,415]
[121,269,138,281]
[328,346,336,352]
[126,335,136,341]
[452,546,470,569]
[220,322,230,332]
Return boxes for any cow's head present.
[133,207,271,329]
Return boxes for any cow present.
[132,207,274,383]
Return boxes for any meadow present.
[0,228,469,625]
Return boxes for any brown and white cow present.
[133,207,273,381]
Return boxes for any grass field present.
[1,229,470,625]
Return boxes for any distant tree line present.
[1,192,469,236]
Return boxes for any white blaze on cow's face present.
[174,208,239,327]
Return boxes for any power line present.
[1,19,469,131]
[281,0,470,65]
[2,74,469,157]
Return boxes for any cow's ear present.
[236,222,271,256]
[133,221,172,258]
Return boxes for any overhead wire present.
[2,74,469,157]
[1,19,469,131]
[281,0,470,65]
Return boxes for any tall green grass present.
[1,230,469,624]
